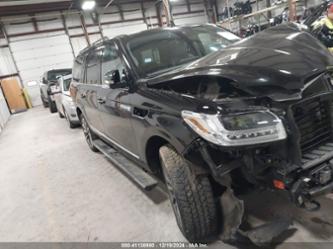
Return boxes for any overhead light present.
[82,0,96,10]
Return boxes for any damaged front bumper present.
[184,137,333,211]
[288,157,333,210]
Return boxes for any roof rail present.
[78,36,110,55]
[91,36,110,46]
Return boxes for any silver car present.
[54,75,80,128]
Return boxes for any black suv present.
[40,69,71,113]
[72,24,333,242]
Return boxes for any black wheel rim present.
[82,117,93,148]
[164,169,184,231]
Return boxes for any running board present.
[93,139,158,191]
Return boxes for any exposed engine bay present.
[151,76,247,101]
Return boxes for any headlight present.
[181,110,286,146]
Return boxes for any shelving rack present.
[218,0,300,34]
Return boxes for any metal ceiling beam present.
[0,0,156,17]
[0,1,73,16]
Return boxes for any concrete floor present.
[0,107,333,247]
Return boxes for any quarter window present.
[72,54,84,82]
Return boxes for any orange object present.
[273,180,285,190]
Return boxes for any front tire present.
[81,115,99,152]
[159,145,220,242]
[64,111,76,129]
[58,110,64,118]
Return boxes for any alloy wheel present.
[164,169,184,231]
[81,117,94,148]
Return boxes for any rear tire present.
[42,99,48,108]
[65,111,76,129]
[48,96,57,113]
[159,145,220,242]
[81,115,99,152]
[58,110,64,119]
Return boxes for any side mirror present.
[104,70,120,85]
[42,77,47,84]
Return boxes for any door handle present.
[97,97,106,104]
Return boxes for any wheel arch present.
[145,135,170,177]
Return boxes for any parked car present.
[54,75,80,128]
[71,24,333,242]
[40,69,71,113]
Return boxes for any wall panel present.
[0,86,10,134]
[0,47,17,76]
[9,32,73,106]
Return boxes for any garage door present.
[10,31,74,106]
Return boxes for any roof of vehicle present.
[44,68,72,74]
[116,24,219,40]
[78,24,229,56]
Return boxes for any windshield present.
[48,69,71,81]
[63,78,72,91]
[126,25,240,77]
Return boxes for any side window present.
[85,48,103,84]
[72,54,84,83]
[101,44,128,85]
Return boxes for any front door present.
[0,77,27,113]
[81,47,104,132]
[97,43,139,159]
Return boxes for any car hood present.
[146,24,333,101]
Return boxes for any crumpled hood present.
[147,24,333,100]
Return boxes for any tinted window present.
[126,25,240,77]
[127,31,199,77]
[101,44,127,85]
[72,54,85,82]
[85,48,102,84]
[47,69,71,81]
[63,78,72,91]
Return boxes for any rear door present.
[80,47,104,132]
[97,42,139,158]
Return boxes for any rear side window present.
[72,54,85,82]
[63,78,72,91]
[85,48,103,84]
[47,69,71,81]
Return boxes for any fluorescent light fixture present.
[82,0,96,10]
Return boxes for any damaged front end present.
[145,23,333,244]
[176,72,333,244]
[149,70,333,244]
[180,71,333,211]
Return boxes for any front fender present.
[139,112,199,162]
